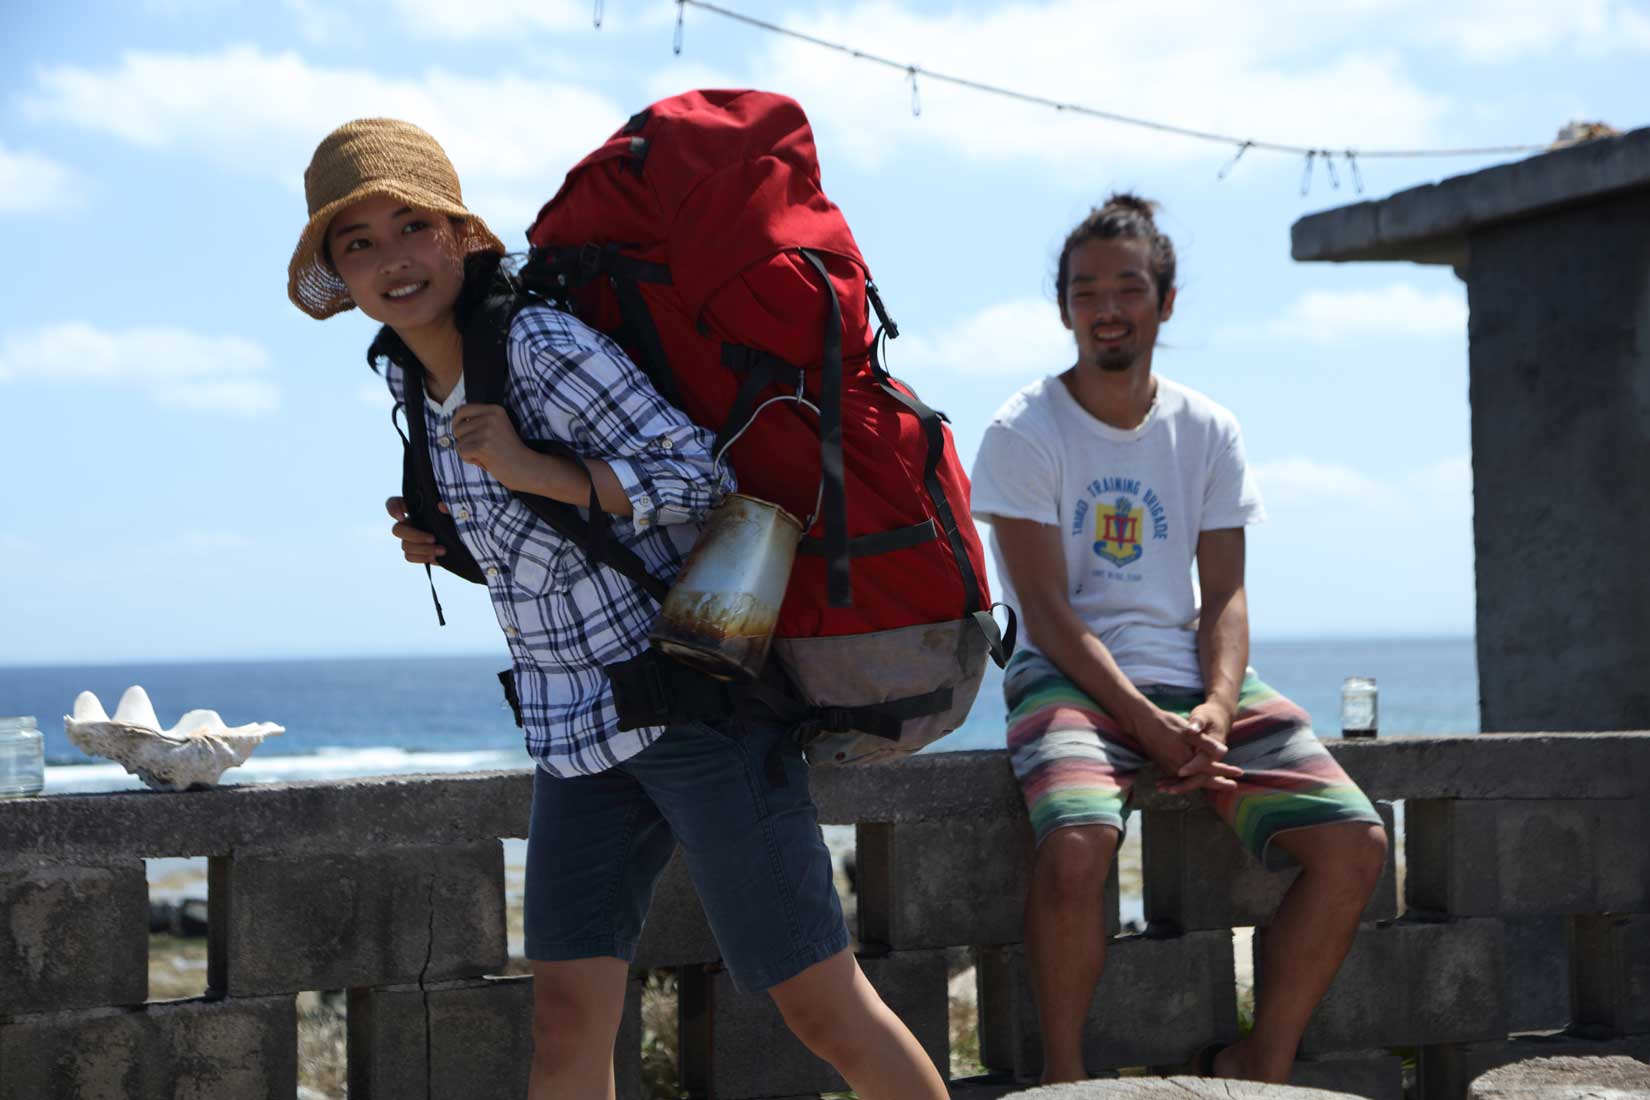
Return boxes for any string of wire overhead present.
[661,0,1549,194]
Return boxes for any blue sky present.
[2,0,1645,665]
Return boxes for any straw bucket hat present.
[287,118,505,320]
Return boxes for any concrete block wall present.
[1402,787,1650,1099]
[1142,801,1398,931]
[1,736,1648,1099]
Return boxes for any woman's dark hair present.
[367,249,519,376]
[1054,193,1177,322]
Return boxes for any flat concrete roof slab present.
[1292,126,1650,265]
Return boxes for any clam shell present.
[63,686,284,792]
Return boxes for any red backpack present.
[519,89,1009,764]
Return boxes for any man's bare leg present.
[1214,821,1388,1083]
[766,948,947,1100]
[1025,823,1120,1084]
[528,956,629,1100]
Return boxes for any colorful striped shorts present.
[1006,650,1380,869]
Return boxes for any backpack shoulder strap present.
[460,292,670,604]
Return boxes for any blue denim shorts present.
[523,717,850,992]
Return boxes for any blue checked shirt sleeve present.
[507,307,734,529]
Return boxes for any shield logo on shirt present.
[1093,496,1143,566]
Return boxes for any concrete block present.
[1291,1050,1404,1100]
[0,770,535,862]
[679,949,947,1098]
[857,816,1120,949]
[1407,799,1650,916]
[1502,916,1570,1032]
[1266,918,1505,1053]
[347,973,645,1100]
[635,849,719,968]
[1420,1033,1650,1100]
[976,931,1238,1077]
[811,750,1024,824]
[208,841,505,996]
[1323,734,1650,802]
[0,859,148,1017]
[348,976,531,1100]
[0,994,296,1098]
[1143,803,1396,931]
[1571,913,1650,1035]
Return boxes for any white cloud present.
[893,299,1070,379]
[387,0,671,37]
[1221,283,1468,345]
[1253,453,1473,514]
[1252,457,1401,510]
[1407,454,1472,498]
[0,323,280,415]
[717,0,1449,172]
[281,0,669,41]
[20,45,630,232]
[0,142,84,215]
[1422,0,1650,61]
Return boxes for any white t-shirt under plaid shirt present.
[385,302,735,777]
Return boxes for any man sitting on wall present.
[969,193,1389,1084]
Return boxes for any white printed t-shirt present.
[970,374,1266,690]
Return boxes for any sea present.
[3,637,1478,796]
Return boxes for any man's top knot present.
[1100,191,1159,223]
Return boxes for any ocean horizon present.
[2,636,1478,797]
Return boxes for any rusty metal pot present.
[649,494,803,681]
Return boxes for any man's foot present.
[1210,1037,1291,1083]
[1039,1057,1088,1085]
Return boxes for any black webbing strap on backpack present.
[455,284,670,605]
[391,399,467,626]
[796,249,852,608]
[867,328,987,618]
[521,245,681,409]
[713,343,801,460]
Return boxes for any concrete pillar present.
[1292,128,1650,731]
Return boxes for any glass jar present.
[1340,677,1378,739]
[0,716,45,797]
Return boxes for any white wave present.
[44,746,530,794]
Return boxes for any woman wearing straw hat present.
[289,119,948,1100]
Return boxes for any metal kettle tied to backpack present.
[392,88,1015,766]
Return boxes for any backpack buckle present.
[819,706,855,733]
[578,243,605,280]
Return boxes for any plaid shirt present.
[386,302,734,777]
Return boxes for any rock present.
[1470,1054,1650,1098]
[1007,1075,1363,1097]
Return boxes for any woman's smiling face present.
[326,194,466,329]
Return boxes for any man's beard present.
[1094,346,1139,372]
